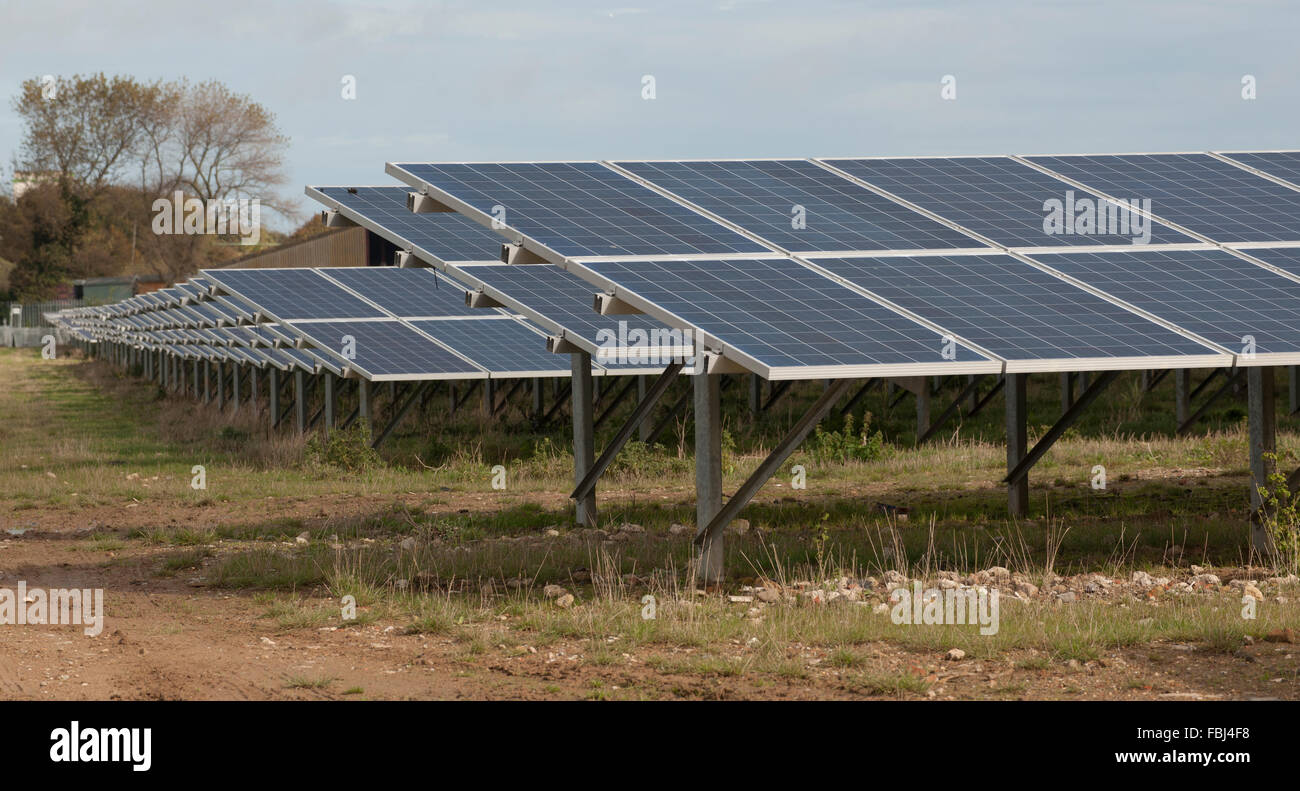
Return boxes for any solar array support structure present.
[378,150,1300,579]
[48,148,1300,586]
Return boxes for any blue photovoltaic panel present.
[461,264,664,345]
[314,186,505,262]
[814,254,1219,361]
[583,258,992,371]
[174,306,208,326]
[186,302,230,325]
[319,266,475,318]
[1024,153,1300,243]
[390,162,769,257]
[1235,246,1300,277]
[284,319,481,377]
[213,293,261,321]
[272,346,319,371]
[615,159,984,252]
[154,288,183,305]
[1217,151,1300,188]
[226,345,263,365]
[173,282,204,300]
[822,157,1196,248]
[409,318,565,374]
[1028,248,1300,354]
[193,344,224,361]
[203,269,386,320]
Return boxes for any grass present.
[5,347,1300,694]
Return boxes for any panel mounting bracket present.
[466,290,504,309]
[547,335,583,354]
[594,292,643,315]
[321,209,358,228]
[500,242,548,265]
[406,191,455,214]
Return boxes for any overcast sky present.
[2,0,1297,229]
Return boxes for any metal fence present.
[2,299,85,327]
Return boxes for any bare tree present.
[7,74,295,293]
[136,80,293,281]
[13,74,163,199]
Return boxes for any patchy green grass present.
[5,347,1300,693]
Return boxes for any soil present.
[2,495,1295,701]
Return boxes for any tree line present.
[1,74,314,300]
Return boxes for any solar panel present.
[455,263,664,347]
[305,187,679,368]
[611,161,982,254]
[813,254,1226,369]
[388,162,770,258]
[1230,246,1300,278]
[1217,151,1300,188]
[188,301,236,326]
[579,258,998,377]
[173,282,205,300]
[225,345,265,366]
[1024,153,1300,243]
[318,266,475,318]
[615,159,987,253]
[407,318,568,376]
[821,157,1197,248]
[194,344,227,362]
[282,319,483,379]
[154,288,184,306]
[271,346,320,372]
[311,186,505,262]
[1027,248,1300,357]
[202,268,387,321]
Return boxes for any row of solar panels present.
[50,150,1300,382]
[46,266,667,381]
[376,152,1300,259]
[299,152,1300,379]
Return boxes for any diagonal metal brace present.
[1176,368,1244,436]
[492,378,526,416]
[1143,368,1170,393]
[695,378,854,547]
[371,382,427,449]
[917,374,986,444]
[570,362,683,502]
[836,378,878,419]
[594,375,639,430]
[1003,370,1119,484]
[760,380,794,413]
[967,375,1005,418]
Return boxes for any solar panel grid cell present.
[392,162,770,257]
[615,159,984,252]
[407,319,563,375]
[206,269,387,320]
[1026,153,1300,243]
[461,264,663,344]
[1218,152,1300,188]
[285,319,482,378]
[823,156,1195,248]
[316,186,505,262]
[320,266,475,318]
[1029,248,1300,354]
[813,254,1220,362]
[584,258,993,372]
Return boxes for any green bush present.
[1256,452,1300,575]
[303,424,382,473]
[809,412,884,465]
